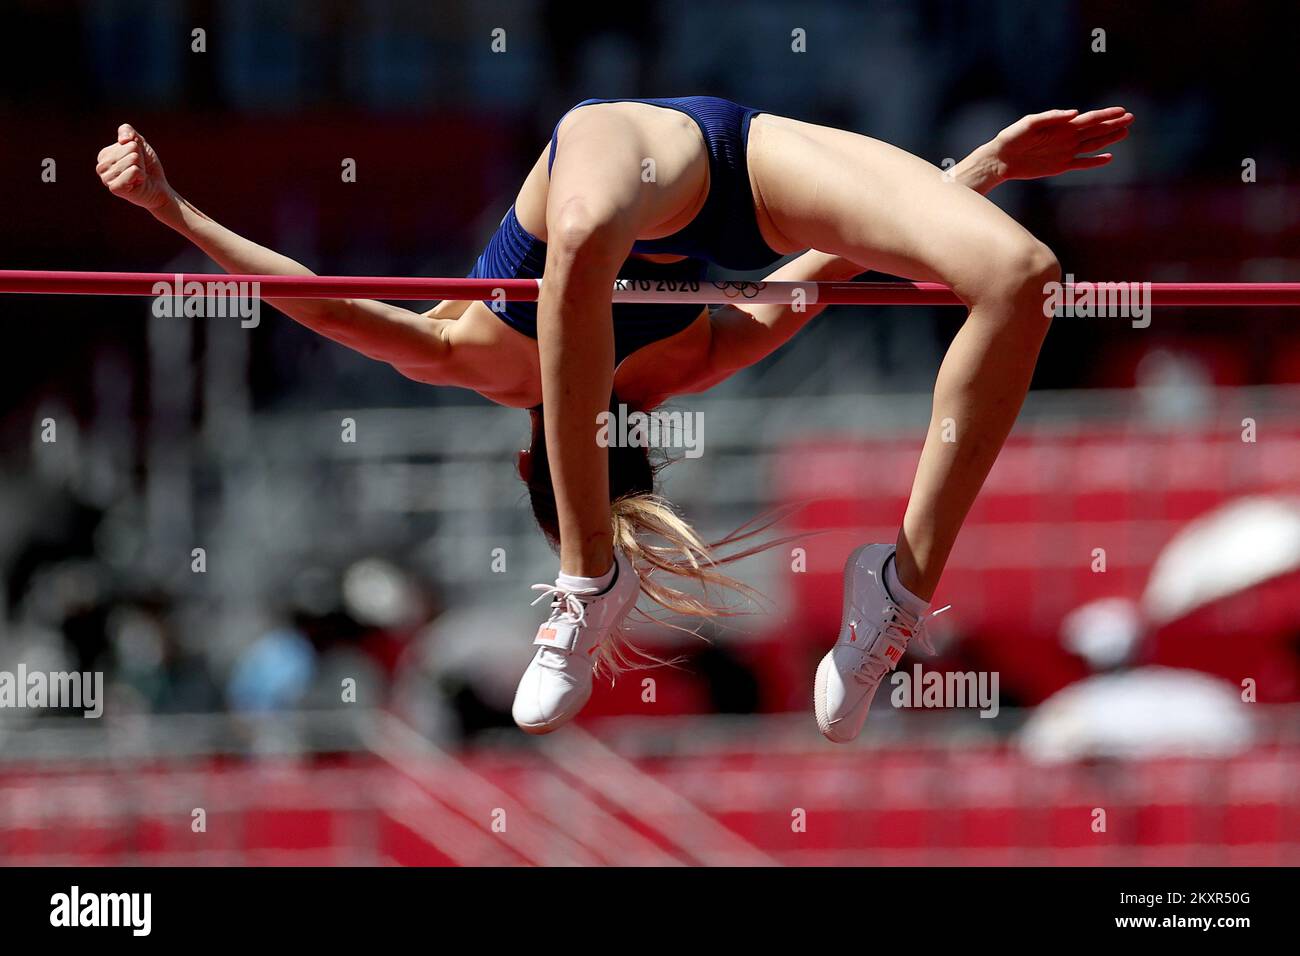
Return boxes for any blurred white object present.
[1135,348,1213,423]
[1020,666,1253,763]
[392,605,536,742]
[1143,496,1300,624]
[342,557,422,628]
[416,605,536,708]
[1060,597,1142,670]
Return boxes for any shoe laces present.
[529,582,598,628]
[854,604,937,683]
[528,582,598,667]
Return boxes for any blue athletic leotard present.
[468,96,781,363]
[548,96,779,271]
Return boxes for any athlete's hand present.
[991,107,1133,180]
[96,124,175,212]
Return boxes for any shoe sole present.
[813,651,842,741]
[813,544,876,744]
[517,720,560,736]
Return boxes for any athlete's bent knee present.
[978,237,1060,319]
[1020,239,1061,293]
[547,197,629,269]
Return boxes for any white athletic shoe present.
[512,550,640,734]
[814,543,934,744]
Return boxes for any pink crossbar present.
[2,270,1300,306]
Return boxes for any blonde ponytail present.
[519,403,811,680]
[594,492,808,679]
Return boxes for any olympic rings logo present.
[710,281,767,299]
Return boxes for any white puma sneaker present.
[814,543,934,743]
[512,550,640,734]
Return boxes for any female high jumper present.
[96,99,1131,740]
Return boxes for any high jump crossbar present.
[1,270,1299,306]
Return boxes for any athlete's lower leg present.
[537,198,630,577]
[894,245,1059,599]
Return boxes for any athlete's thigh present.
[750,115,1043,300]
[543,104,709,244]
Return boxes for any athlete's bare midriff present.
[425,296,709,410]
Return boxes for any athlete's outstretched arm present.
[692,106,1133,389]
[946,106,1132,194]
[96,124,451,373]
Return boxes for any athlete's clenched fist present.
[95,124,172,212]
